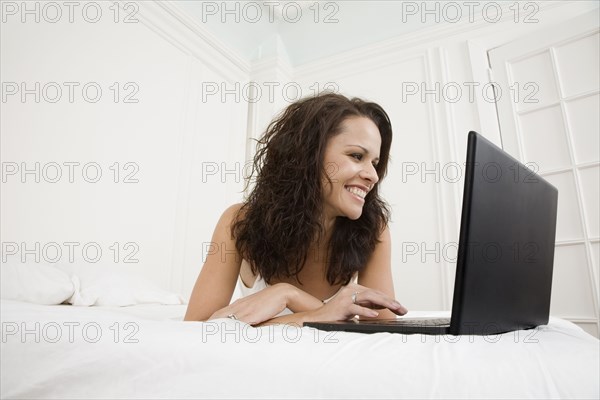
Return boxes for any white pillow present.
[57,265,185,307]
[0,262,75,305]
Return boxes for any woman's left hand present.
[208,283,291,325]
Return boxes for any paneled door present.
[489,10,599,337]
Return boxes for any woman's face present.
[321,116,381,221]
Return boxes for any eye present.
[350,153,363,161]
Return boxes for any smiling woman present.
[184,92,408,326]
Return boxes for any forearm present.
[284,284,325,313]
[257,286,329,326]
[257,310,319,327]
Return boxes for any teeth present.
[345,186,366,199]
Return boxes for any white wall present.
[1,1,248,294]
[2,1,598,336]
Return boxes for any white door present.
[489,10,599,337]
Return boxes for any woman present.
[184,92,408,326]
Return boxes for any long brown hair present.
[232,92,392,286]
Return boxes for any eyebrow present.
[345,145,380,161]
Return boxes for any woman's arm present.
[357,225,405,319]
[286,284,324,312]
[184,204,244,321]
[207,283,324,325]
[184,203,326,323]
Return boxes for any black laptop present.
[305,131,559,335]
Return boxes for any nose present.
[360,163,379,186]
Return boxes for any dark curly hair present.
[231,92,392,286]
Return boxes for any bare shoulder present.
[216,203,245,231]
[378,224,391,242]
[222,202,244,220]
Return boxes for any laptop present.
[305,131,558,335]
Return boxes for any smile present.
[345,186,367,200]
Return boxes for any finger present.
[354,302,407,317]
[212,309,244,321]
[357,301,386,310]
[355,291,408,315]
[351,304,380,319]
[392,304,408,316]
[209,307,230,319]
[211,312,233,320]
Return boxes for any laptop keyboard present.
[365,318,451,326]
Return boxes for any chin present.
[343,207,363,220]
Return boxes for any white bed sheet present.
[1,299,598,399]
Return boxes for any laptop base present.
[305,319,451,335]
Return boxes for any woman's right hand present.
[307,283,408,322]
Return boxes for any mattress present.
[2,299,598,399]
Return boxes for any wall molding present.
[425,47,463,310]
[136,1,250,80]
[293,1,573,79]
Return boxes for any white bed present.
[2,298,599,399]
[1,262,599,399]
